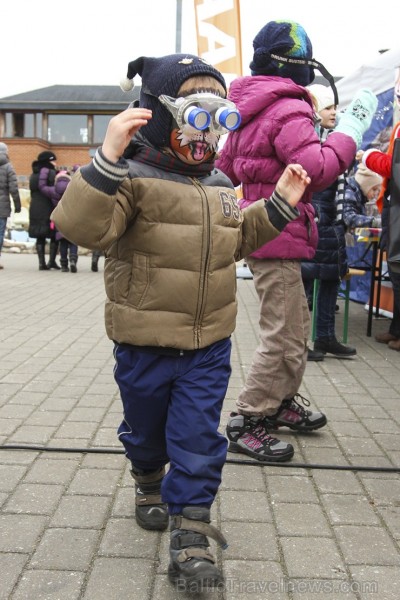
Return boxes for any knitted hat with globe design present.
[250,20,315,87]
[120,54,227,148]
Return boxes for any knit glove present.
[335,89,378,149]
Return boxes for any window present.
[2,112,43,138]
[47,114,88,143]
[93,115,111,144]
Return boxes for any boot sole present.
[316,351,357,358]
[228,441,294,462]
[269,417,328,432]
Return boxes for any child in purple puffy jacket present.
[216,19,377,463]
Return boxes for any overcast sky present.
[1,0,398,98]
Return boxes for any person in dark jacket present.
[302,84,357,358]
[0,142,21,269]
[29,151,60,270]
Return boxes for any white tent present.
[336,47,400,109]
[334,47,400,150]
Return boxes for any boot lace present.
[248,421,277,447]
[282,393,311,417]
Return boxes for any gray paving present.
[0,251,399,600]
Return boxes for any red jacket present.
[363,122,400,212]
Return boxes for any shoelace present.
[252,422,277,446]
[283,393,311,417]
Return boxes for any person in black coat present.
[29,151,60,270]
[302,84,357,358]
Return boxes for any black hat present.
[37,151,57,162]
[120,53,227,147]
[250,20,315,87]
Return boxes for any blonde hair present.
[178,76,226,98]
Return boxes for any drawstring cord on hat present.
[269,53,339,106]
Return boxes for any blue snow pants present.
[113,337,231,515]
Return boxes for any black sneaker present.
[226,413,294,462]
[307,348,324,362]
[314,336,357,357]
[265,394,327,432]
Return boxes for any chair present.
[311,268,366,344]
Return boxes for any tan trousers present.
[236,258,310,417]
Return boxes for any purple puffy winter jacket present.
[38,168,71,207]
[216,76,356,260]
[38,168,71,240]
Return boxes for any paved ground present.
[0,252,399,600]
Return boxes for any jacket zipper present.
[191,177,211,347]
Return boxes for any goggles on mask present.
[159,93,241,134]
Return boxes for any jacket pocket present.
[126,252,150,308]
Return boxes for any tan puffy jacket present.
[52,160,281,350]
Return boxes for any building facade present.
[0,85,140,180]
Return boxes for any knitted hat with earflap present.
[354,163,383,196]
[250,20,315,87]
[120,54,227,148]
[307,84,336,112]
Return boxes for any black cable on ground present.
[1,444,399,473]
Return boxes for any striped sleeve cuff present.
[80,148,130,195]
[265,190,300,231]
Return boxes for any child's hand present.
[275,164,311,207]
[355,150,364,161]
[102,108,152,162]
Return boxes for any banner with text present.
[194,0,242,85]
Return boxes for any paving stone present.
[0,514,47,552]
[310,470,364,495]
[7,425,57,445]
[25,410,67,427]
[0,553,29,600]
[80,453,124,469]
[281,537,346,579]
[321,493,380,525]
[219,490,272,522]
[83,558,154,600]
[350,565,400,600]
[11,570,85,600]
[220,465,266,491]
[67,468,121,495]
[267,474,319,503]
[361,477,400,505]
[0,418,23,435]
[29,528,100,570]
[111,488,135,518]
[3,483,64,515]
[98,517,159,558]
[223,522,279,561]
[0,464,27,492]
[273,502,331,536]
[53,421,99,439]
[50,495,112,528]
[23,457,79,484]
[334,525,400,565]
[376,505,400,539]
